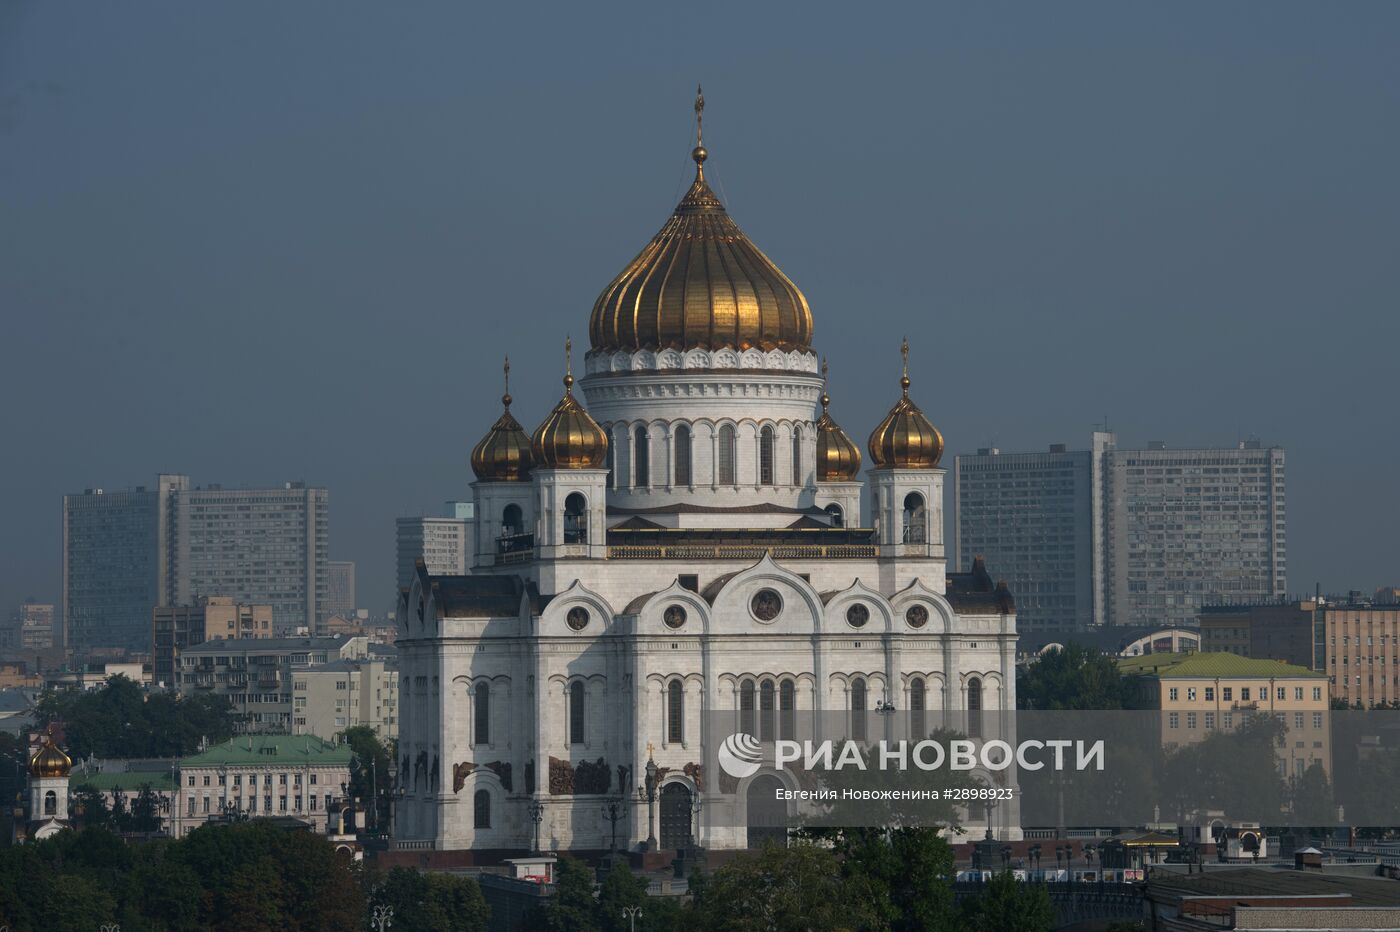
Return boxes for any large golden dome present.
[815,360,861,481]
[29,739,71,779]
[588,91,813,355]
[471,358,534,481]
[868,340,944,470]
[531,341,609,469]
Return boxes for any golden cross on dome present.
[695,84,704,146]
[502,355,512,408]
[564,337,574,392]
[646,741,656,759]
[900,337,911,396]
[821,357,831,412]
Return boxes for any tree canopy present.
[35,674,240,758]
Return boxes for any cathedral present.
[394,93,1019,857]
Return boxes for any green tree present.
[340,725,394,830]
[546,856,602,932]
[35,674,239,758]
[690,842,879,931]
[1018,643,1129,710]
[369,866,490,932]
[959,870,1055,932]
[837,828,958,931]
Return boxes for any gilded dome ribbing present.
[868,340,944,470]
[29,739,71,779]
[588,91,813,355]
[815,359,861,481]
[471,358,534,481]
[531,341,609,469]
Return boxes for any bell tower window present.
[564,492,587,544]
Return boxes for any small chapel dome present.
[470,358,535,482]
[531,340,609,469]
[29,739,71,779]
[868,339,944,470]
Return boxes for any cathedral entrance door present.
[659,782,693,850]
[746,774,788,849]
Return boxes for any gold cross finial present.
[900,337,911,396]
[691,85,708,177]
[563,337,574,392]
[820,357,831,412]
[502,355,512,408]
[646,741,655,759]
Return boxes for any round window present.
[906,604,929,628]
[750,589,783,622]
[846,603,870,628]
[566,607,590,631]
[663,605,687,629]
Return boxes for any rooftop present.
[180,735,352,768]
[1118,651,1324,679]
[1146,866,1400,906]
[182,636,356,655]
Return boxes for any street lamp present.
[636,753,658,851]
[528,800,545,853]
[601,798,625,854]
[621,906,642,932]
[371,904,393,931]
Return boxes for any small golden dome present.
[531,339,609,469]
[471,357,534,481]
[29,738,71,779]
[589,90,813,355]
[815,359,861,481]
[868,339,944,470]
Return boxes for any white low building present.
[394,97,1019,856]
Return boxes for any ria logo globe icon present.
[718,732,763,779]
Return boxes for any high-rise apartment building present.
[172,482,328,635]
[1321,601,1400,707]
[62,474,187,655]
[64,475,328,654]
[395,501,475,593]
[955,433,1285,631]
[325,561,356,619]
[291,657,398,741]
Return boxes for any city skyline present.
[4,2,1398,615]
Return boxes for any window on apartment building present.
[1313,713,1323,728]
[1186,713,1197,729]
[202,797,210,813]
[1277,687,1286,700]
[1187,688,1197,701]
[310,795,317,811]
[279,797,287,812]
[1241,687,1251,701]
[1295,713,1304,729]
[1205,688,1214,702]
[1223,688,1233,701]
[1168,688,1178,702]
[1204,713,1214,729]
[1168,713,1179,729]
[1313,687,1322,701]
[1294,687,1303,701]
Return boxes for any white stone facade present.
[393,348,1020,854]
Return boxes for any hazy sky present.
[3,1,1397,615]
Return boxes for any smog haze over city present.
[2,0,1397,613]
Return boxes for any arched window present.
[910,677,927,740]
[792,427,803,485]
[740,680,755,736]
[674,425,692,487]
[824,503,844,528]
[668,680,684,744]
[44,790,56,816]
[634,427,650,488]
[718,425,737,486]
[759,680,775,742]
[851,678,867,743]
[502,503,523,537]
[779,679,796,741]
[604,439,615,489]
[903,492,927,544]
[967,677,983,739]
[474,789,491,829]
[474,682,490,746]
[570,681,586,745]
[564,492,587,544]
[759,426,775,486]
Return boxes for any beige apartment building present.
[291,657,398,741]
[1120,652,1330,779]
[153,597,273,687]
[1324,602,1400,707]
